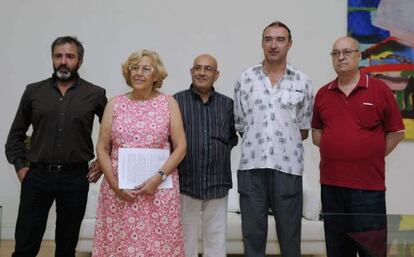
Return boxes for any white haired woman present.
[92,49,186,257]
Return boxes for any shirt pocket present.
[278,89,305,107]
[357,102,381,129]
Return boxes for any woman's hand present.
[135,174,162,195]
[114,188,137,202]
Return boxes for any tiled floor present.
[0,241,90,257]
[0,240,316,256]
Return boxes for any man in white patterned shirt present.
[234,21,313,257]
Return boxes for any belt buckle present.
[49,164,63,172]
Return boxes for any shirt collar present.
[328,71,368,90]
[189,84,216,103]
[254,62,297,78]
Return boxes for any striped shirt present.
[174,86,238,200]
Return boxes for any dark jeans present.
[238,169,303,257]
[321,185,387,257]
[12,167,89,257]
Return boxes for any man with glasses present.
[234,21,313,257]
[174,54,238,257]
[5,36,107,257]
[312,36,405,257]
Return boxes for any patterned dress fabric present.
[92,94,184,257]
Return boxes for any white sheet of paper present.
[118,148,172,189]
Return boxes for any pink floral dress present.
[92,94,184,257]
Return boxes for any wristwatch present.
[158,170,168,181]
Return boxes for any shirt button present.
[58,128,63,132]
[60,113,65,116]
[59,98,63,101]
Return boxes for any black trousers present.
[321,185,387,257]
[12,167,89,257]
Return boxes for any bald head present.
[332,36,360,51]
[190,54,220,97]
[331,36,361,76]
[193,54,218,69]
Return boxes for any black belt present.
[30,162,89,172]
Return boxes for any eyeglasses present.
[128,64,154,75]
[192,65,217,73]
[330,49,359,58]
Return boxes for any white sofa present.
[77,171,326,256]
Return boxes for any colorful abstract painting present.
[348,0,414,139]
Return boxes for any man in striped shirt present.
[174,54,238,257]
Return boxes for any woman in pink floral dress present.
[92,49,186,257]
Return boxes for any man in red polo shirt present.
[312,36,405,257]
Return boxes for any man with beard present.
[5,36,107,257]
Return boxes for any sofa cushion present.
[302,160,322,221]
[84,181,101,219]
[303,184,321,221]
[79,218,96,239]
[228,171,240,212]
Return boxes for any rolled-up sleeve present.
[234,78,245,134]
[297,76,314,130]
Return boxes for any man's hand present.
[312,129,322,147]
[16,167,29,182]
[87,160,103,183]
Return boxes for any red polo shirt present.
[312,72,404,190]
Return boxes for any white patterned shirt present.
[234,63,313,175]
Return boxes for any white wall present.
[0,0,412,240]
